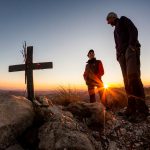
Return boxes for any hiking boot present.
[127,112,147,123]
[117,107,131,120]
[117,107,127,116]
[118,96,136,118]
[118,96,137,118]
[105,106,111,111]
[136,98,149,116]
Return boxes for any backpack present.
[95,60,104,76]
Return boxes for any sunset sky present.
[0,0,150,90]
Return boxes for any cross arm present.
[9,62,53,72]
[33,62,53,70]
[9,64,25,72]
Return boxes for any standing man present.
[106,12,149,121]
[83,49,105,104]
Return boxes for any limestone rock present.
[66,102,112,127]
[34,96,52,107]
[1,93,149,150]
[0,94,35,149]
[38,107,102,150]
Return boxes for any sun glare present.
[104,83,109,89]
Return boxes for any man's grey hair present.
[106,12,118,20]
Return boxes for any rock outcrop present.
[0,94,150,150]
[0,94,35,149]
[38,112,100,150]
[65,102,112,128]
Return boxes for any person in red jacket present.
[83,49,105,103]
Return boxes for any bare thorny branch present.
[20,41,27,84]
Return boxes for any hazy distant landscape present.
[1,86,150,110]
[1,86,150,98]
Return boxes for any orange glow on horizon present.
[0,81,87,91]
[1,81,150,91]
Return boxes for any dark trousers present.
[88,85,104,103]
[118,47,145,98]
[118,47,148,114]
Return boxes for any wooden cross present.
[8,46,53,101]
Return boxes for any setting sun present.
[104,83,109,89]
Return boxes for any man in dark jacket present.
[83,49,105,103]
[106,12,149,121]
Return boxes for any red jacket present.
[83,58,104,86]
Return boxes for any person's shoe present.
[136,98,149,116]
[127,112,147,123]
[117,107,131,117]
[117,111,126,116]
[105,106,111,111]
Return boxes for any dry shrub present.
[105,87,127,111]
[47,86,128,110]
[48,86,85,106]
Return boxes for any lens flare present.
[104,83,109,89]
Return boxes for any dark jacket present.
[83,58,104,86]
[114,16,141,60]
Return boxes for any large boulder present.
[65,102,112,128]
[38,104,102,150]
[0,94,35,149]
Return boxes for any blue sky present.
[0,0,150,90]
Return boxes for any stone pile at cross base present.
[0,94,150,150]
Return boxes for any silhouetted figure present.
[83,49,105,104]
[106,12,149,122]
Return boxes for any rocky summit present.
[0,94,150,150]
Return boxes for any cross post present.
[26,46,34,101]
[9,46,53,101]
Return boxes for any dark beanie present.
[87,49,94,56]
